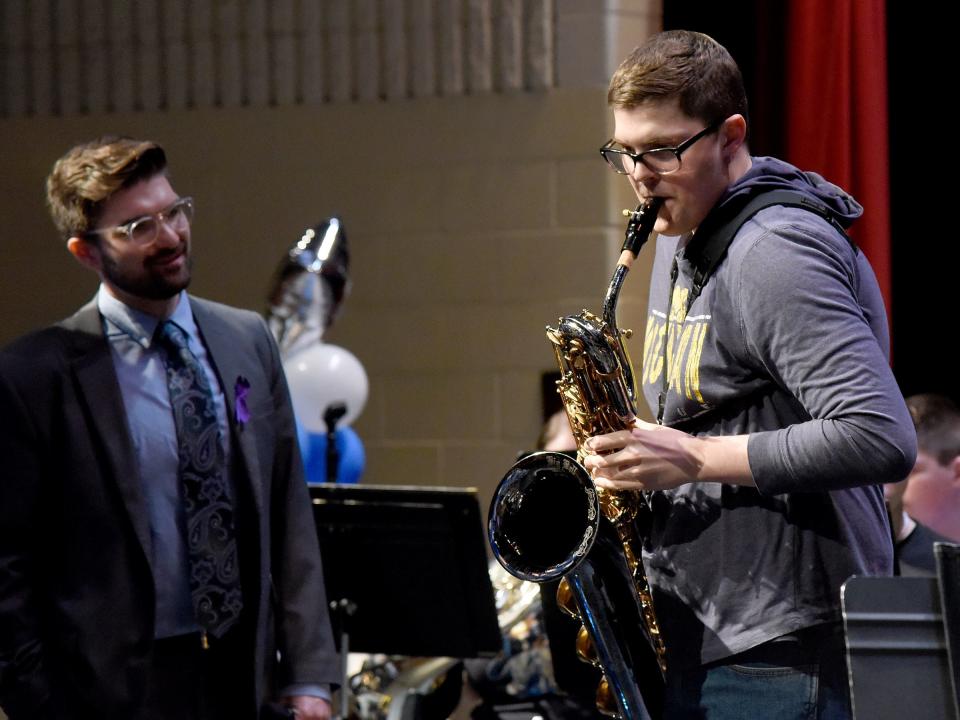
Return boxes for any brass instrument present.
[488,199,665,719]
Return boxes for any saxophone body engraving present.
[548,310,667,677]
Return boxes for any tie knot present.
[156,320,189,352]
[154,320,189,355]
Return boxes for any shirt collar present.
[97,287,197,349]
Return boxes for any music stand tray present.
[308,483,502,659]
[936,543,960,716]
[842,575,958,720]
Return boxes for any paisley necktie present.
[156,320,242,640]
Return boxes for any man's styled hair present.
[46,136,168,239]
[906,394,960,466]
[608,30,749,125]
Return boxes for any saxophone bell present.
[488,452,598,582]
[488,451,660,720]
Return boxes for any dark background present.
[663,1,954,404]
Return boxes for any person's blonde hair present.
[46,136,167,239]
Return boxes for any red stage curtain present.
[785,0,891,312]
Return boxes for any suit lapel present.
[61,301,153,564]
[191,299,266,522]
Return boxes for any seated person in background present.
[887,394,960,574]
[539,409,577,454]
[885,466,952,577]
[903,394,960,542]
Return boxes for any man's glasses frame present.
[600,120,723,176]
[82,196,194,246]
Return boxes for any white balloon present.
[283,344,369,431]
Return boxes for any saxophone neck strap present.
[657,189,854,426]
[685,189,855,311]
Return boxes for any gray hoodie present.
[639,156,917,669]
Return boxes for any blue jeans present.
[662,625,851,720]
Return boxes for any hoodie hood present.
[716,156,862,229]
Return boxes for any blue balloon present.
[298,424,366,484]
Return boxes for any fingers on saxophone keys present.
[583,449,617,474]
[583,430,633,454]
[581,444,604,469]
[594,471,642,491]
[586,454,630,487]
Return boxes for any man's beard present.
[100,247,193,300]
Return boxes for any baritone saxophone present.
[488,198,666,720]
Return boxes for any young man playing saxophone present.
[581,31,916,719]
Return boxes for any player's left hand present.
[582,418,704,491]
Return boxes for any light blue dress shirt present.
[99,287,231,638]
[98,287,329,702]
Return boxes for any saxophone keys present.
[575,625,600,667]
[556,577,579,619]
[595,676,620,718]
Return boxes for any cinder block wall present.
[0,88,655,511]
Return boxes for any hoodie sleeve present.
[736,208,916,494]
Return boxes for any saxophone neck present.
[601,197,662,406]
[602,265,628,332]
[603,198,663,322]
[602,264,637,410]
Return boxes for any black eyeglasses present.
[600,120,723,175]
[83,197,194,245]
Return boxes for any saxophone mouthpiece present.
[623,197,661,221]
[620,198,662,259]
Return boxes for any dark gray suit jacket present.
[0,296,340,719]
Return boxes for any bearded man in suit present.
[0,137,339,720]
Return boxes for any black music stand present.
[308,483,502,659]
[842,575,959,720]
[936,542,960,715]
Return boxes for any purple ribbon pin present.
[234,376,251,426]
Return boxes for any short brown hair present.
[906,394,960,465]
[46,136,167,239]
[608,30,748,125]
